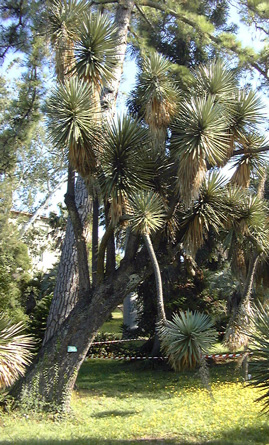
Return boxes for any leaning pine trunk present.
[43,176,91,344]
[11,242,144,412]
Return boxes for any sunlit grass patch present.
[0,359,268,444]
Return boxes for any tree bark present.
[43,175,91,344]
[11,233,145,412]
[225,252,260,351]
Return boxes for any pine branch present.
[138,0,268,81]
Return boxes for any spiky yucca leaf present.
[129,52,179,133]
[171,95,229,203]
[47,77,100,177]
[0,315,35,389]
[179,172,228,255]
[230,90,264,141]
[231,134,268,188]
[158,310,217,371]
[129,191,166,235]
[47,0,87,80]
[248,303,269,412]
[100,116,154,223]
[194,59,236,101]
[74,13,118,89]
[237,194,267,237]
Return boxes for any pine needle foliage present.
[158,310,217,371]
[0,314,35,389]
[46,77,100,177]
[248,303,269,412]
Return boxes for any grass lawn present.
[0,359,268,444]
[99,309,123,336]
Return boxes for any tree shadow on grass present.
[92,409,137,418]
[1,425,269,445]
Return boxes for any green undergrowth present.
[0,360,268,444]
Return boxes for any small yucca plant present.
[0,315,35,390]
[158,310,217,371]
[248,304,269,412]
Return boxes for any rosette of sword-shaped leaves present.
[247,303,269,412]
[179,172,228,256]
[47,0,87,80]
[194,59,236,102]
[231,133,268,188]
[0,314,35,389]
[46,77,100,177]
[129,190,167,322]
[223,191,269,280]
[158,310,217,371]
[129,190,166,236]
[225,191,268,245]
[128,51,179,145]
[170,95,229,204]
[73,12,118,90]
[100,116,153,224]
[228,90,264,152]
[223,191,269,351]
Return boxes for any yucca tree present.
[74,13,118,94]
[170,60,265,204]
[0,315,35,390]
[100,115,152,224]
[247,303,269,412]
[158,310,217,392]
[47,0,87,81]
[231,133,268,188]
[129,51,179,152]
[129,190,166,323]
[223,193,269,350]
[47,76,101,178]
[170,94,230,204]
[179,172,229,256]
[158,310,217,371]
[96,115,153,284]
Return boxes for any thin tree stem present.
[143,233,166,323]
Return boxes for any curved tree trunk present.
[143,234,166,323]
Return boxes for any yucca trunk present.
[143,234,166,323]
[225,252,260,351]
